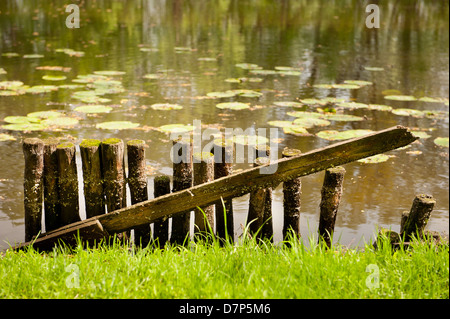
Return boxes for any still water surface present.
[0,0,448,248]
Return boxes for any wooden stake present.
[43,138,60,232]
[23,138,44,242]
[193,152,215,239]
[127,140,150,246]
[318,166,346,247]
[401,194,435,241]
[57,142,81,226]
[79,139,105,219]
[171,137,193,245]
[152,175,171,246]
[282,148,302,240]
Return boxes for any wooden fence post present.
[57,142,81,226]
[193,152,215,239]
[282,148,302,241]
[153,175,171,246]
[317,166,346,247]
[212,138,234,242]
[127,140,150,247]
[43,138,60,232]
[401,194,435,241]
[80,139,105,219]
[171,137,193,245]
[23,138,44,242]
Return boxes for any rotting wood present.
[401,194,435,241]
[152,175,171,246]
[282,148,302,241]
[43,138,60,232]
[14,126,418,250]
[23,138,44,242]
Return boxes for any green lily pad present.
[74,105,113,113]
[274,101,303,107]
[143,74,162,80]
[234,135,270,146]
[41,117,79,127]
[267,120,295,128]
[27,111,62,120]
[25,85,59,94]
[275,66,301,71]
[249,69,278,75]
[384,95,417,101]
[197,57,217,62]
[3,116,35,124]
[382,89,403,96]
[337,102,369,109]
[357,154,390,164]
[282,126,311,136]
[277,70,301,76]
[313,84,334,89]
[42,75,67,81]
[293,117,331,128]
[411,131,431,139]
[316,129,374,141]
[368,104,393,111]
[78,96,112,104]
[323,114,365,122]
[2,52,20,58]
[434,137,449,148]
[23,54,44,59]
[0,133,16,141]
[150,103,183,110]
[72,74,108,84]
[332,83,361,89]
[343,80,373,86]
[391,108,424,117]
[158,124,194,134]
[2,123,47,131]
[93,70,126,76]
[0,81,24,89]
[59,84,85,90]
[364,66,384,71]
[418,97,444,103]
[287,111,323,118]
[96,121,140,130]
[0,90,19,96]
[299,98,327,106]
[235,63,261,70]
[207,91,237,98]
[216,102,250,110]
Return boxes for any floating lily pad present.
[23,54,44,59]
[234,135,270,146]
[293,117,331,128]
[143,74,162,80]
[72,74,107,84]
[197,57,217,62]
[0,81,24,89]
[381,89,402,96]
[2,123,47,131]
[42,117,79,127]
[93,70,126,76]
[267,120,295,128]
[36,66,71,72]
[283,126,311,136]
[235,63,261,70]
[158,124,194,134]
[434,137,449,148]
[411,131,431,139]
[27,111,62,120]
[391,108,424,117]
[74,105,113,113]
[316,129,373,141]
[337,102,369,109]
[96,121,140,130]
[368,104,393,112]
[249,69,278,75]
[59,84,85,90]
[299,98,327,106]
[364,66,384,71]
[42,75,67,81]
[25,85,59,94]
[418,97,444,103]
[150,103,183,110]
[313,84,333,89]
[275,66,301,71]
[0,133,16,141]
[323,114,365,122]
[384,95,417,101]
[344,80,373,86]
[2,52,20,58]
[274,101,303,108]
[287,111,323,118]
[3,116,35,124]
[207,91,237,98]
[332,83,361,89]
[216,102,250,110]
[277,70,301,76]
[0,90,19,96]
[357,154,390,164]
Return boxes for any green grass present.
[0,232,448,299]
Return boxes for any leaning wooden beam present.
[14,126,417,250]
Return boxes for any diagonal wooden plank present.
[13,125,417,250]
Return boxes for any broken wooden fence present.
[15,126,423,251]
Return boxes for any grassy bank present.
[0,234,448,299]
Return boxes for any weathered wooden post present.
[212,138,234,242]
[171,137,193,245]
[317,166,346,247]
[401,194,435,241]
[56,142,81,226]
[127,140,150,247]
[23,138,44,241]
[193,152,215,240]
[282,148,302,241]
[153,175,171,246]
[79,139,105,219]
[43,138,60,232]
[247,156,273,242]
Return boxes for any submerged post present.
[282,148,302,240]
[401,194,435,241]
[193,152,215,239]
[127,140,150,247]
[43,138,60,232]
[318,166,346,247]
[80,139,105,219]
[23,138,44,242]
[57,142,81,226]
[152,175,171,246]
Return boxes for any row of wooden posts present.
[22,136,349,247]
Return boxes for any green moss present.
[282,148,302,157]
[57,142,75,149]
[80,139,102,148]
[102,138,122,145]
[127,139,145,146]
[193,152,214,161]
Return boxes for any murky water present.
[0,0,448,249]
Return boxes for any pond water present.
[0,0,448,249]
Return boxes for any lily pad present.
[277,70,301,76]
[96,121,140,130]
[0,68,7,75]
[382,89,403,96]
[337,102,369,109]
[322,114,365,122]
[282,126,311,136]
[267,120,295,128]
[343,80,373,86]
[27,111,62,120]
[411,131,431,139]
[59,84,85,90]
[418,97,444,103]
[0,90,19,96]
[235,63,261,70]
[233,135,270,146]
[2,123,47,131]
[3,116,36,124]
[316,129,373,141]
[287,111,323,118]
[391,108,424,117]
[313,84,334,89]
[384,95,417,101]
[293,117,331,128]
[0,81,24,89]
[434,137,449,148]
[249,69,278,75]
[2,52,20,58]
[158,124,194,134]
[42,75,67,81]
[364,66,384,71]
[357,154,390,164]
[0,133,16,141]
[42,117,79,127]
[299,98,327,106]
[150,103,183,110]
[216,102,250,110]
[207,91,237,98]
[23,54,44,59]
[26,85,59,94]
[368,104,393,112]
[332,83,361,89]
[143,74,162,80]
[274,101,303,108]
[93,70,126,76]
[74,105,113,113]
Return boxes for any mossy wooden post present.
[212,138,235,242]
[171,137,193,245]
[318,166,346,248]
[282,148,302,241]
[43,138,60,232]
[80,139,105,219]
[247,157,273,242]
[23,138,44,242]
[127,140,150,247]
[57,142,81,226]
[401,194,435,241]
[153,175,171,246]
[193,152,215,239]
